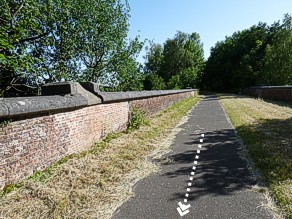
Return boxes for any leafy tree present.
[167,67,199,90]
[0,0,143,96]
[201,14,292,92]
[167,74,182,90]
[70,0,144,85]
[143,31,204,90]
[0,0,47,96]
[143,74,166,90]
[160,31,204,84]
[202,22,270,92]
[143,42,166,90]
[100,59,144,91]
[144,42,163,75]
[263,14,292,85]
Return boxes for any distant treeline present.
[201,14,292,93]
[140,14,292,92]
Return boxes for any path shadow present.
[160,116,292,202]
[160,129,258,201]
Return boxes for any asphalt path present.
[113,96,272,219]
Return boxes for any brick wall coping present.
[0,94,88,119]
[0,82,198,119]
[80,82,198,103]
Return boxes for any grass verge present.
[0,96,201,219]
[219,94,292,219]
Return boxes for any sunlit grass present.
[219,94,292,218]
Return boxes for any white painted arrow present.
[177,202,191,216]
[178,202,191,211]
[177,207,189,216]
[176,132,206,217]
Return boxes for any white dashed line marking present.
[177,133,205,217]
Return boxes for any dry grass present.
[219,94,292,219]
[0,96,201,219]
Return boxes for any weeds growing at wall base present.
[128,108,149,131]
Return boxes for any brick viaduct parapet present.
[0,82,198,188]
[243,86,292,103]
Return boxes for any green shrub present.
[128,108,149,131]
[0,119,12,127]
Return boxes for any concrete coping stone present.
[0,94,88,118]
[1,82,102,118]
[80,82,198,103]
[0,81,198,118]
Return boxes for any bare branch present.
[13,1,25,18]
[0,74,23,79]
[93,46,105,68]
[10,1,25,28]
[11,32,48,45]
[0,17,9,24]
[11,85,25,93]
[12,84,37,89]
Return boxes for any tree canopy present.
[0,0,143,96]
[201,14,292,92]
[1,2,290,96]
[263,14,292,85]
[143,31,205,90]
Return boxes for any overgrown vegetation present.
[0,119,11,127]
[0,96,201,218]
[220,94,292,218]
[128,108,149,131]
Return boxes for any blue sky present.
[127,0,292,62]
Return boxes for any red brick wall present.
[243,87,292,103]
[0,92,194,188]
[130,92,194,115]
